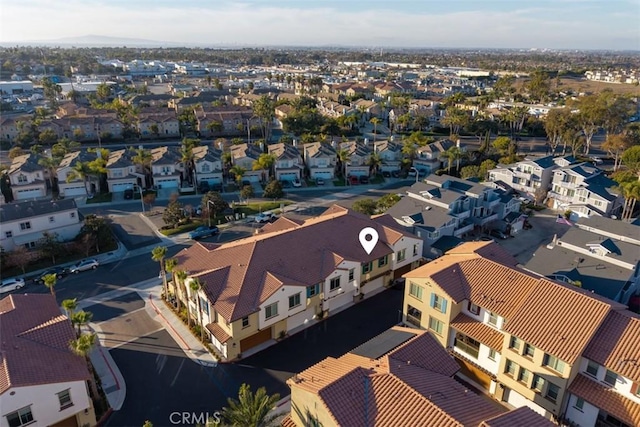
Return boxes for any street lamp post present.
[207,200,216,227]
[410,167,419,184]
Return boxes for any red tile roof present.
[450,313,505,351]
[582,310,640,382]
[177,206,417,322]
[568,373,640,427]
[0,294,90,394]
[205,323,231,343]
[479,406,555,427]
[280,415,297,427]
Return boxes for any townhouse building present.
[268,143,303,182]
[302,142,337,181]
[282,325,553,427]
[192,145,224,189]
[373,140,403,173]
[339,141,372,178]
[6,153,47,201]
[401,241,638,426]
[0,115,31,143]
[317,100,356,119]
[174,205,423,361]
[524,217,640,304]
[229,143,264,183]
[136,109,181,139]
[413,139,455,174]
[0,198,82,252]
[105,149,139,193]
[0,294,97,427]
[194,105,258,138]
[488,156,558,198]
[547,162,622,219]
[149,146,183,190]
[56,150,99,197]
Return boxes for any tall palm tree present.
[620,180,640,221]
[66,161,92,196]
[71,310,93,337]
[229,165,246,185]
[165,258,178,305]
[370,117,381,142]
[367,152,382,177]
[253,153,275,182]
[62,298,78,318]
[189,278,205,341]
[336,148,350,182]
[68,332,100,399]
[151,246,168,300]
[176,270,188,317]
[38,155,61,193]
[447,146,464,172]
[401,141,417,169]
[181,142,198,187]
[222,383,281,427]
[131,147,153,189]
[42,273,57,298]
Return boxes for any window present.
[265,302,278,319]
[70,212,76,218]
[518,367,531,384]
[348,268,355,282]
[49,216,55,223]
[633,383,640,397]
[201,163,211,172]
[488,349,497,361]
[523,343,535,358]
[586,360,599,377]
[19,222,31,231]
[509,336,521,351]
[330,277,341,291]
[58,389,73,409]
[428,316,443,335]
[397,248,406,262]
[413,244,419,256]
[289,293,301,309]
[242,317,249,328]
[377,255,388,267]
[454,332,480,359]
[604,369,618,386]
[5,406,34,427]
[409,282,423,301]
[546,382,560,402]
[406,305,422,328]
[532,374,545,392]
[5,231,12,238]
[488,311,499,327]
[200,298,210,316]
[505,359,517,377]
[17,174,27,183]
[543,354,565,373]
[467,301,480,315]
[361,262,373,274]
[574,397,585,411]
[430,293,447,313]
[306,284,320,298]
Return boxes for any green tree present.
[336,148,350,179]
[66,161,92,196]
[525,69,551,103]
[377,193,401,211]
[253,96,275,141]
[441,107,468,137]
[263,180,284,199]
[370,117,381,141]
[253,153,276,182]
[42,273,57,298]
[96,83,112,102]
[81,214,114,254]
[71,310,93,337]
[460,165,482,180]
[131,147,153,188]
[165,258,178,303]
[68,332,100,399]
[152,246,169,300]
[163,200,184,228]
[240,185,254,201]
[51,138,81,159]
[62,298,78,318]
[492,136,512,157]
[38,155,61,192]
[38,128,58,146]
[352,199,378,215]
[621,145,640,177]
[38,231,62,264]
[8,147,24,159]
[176,270,188,319]
[602,134,630,171]
[189,278,205,341]
[202,191,229,216]
[222,383,280,427]
[479,159,497,180]
[229,165,246,184]
[367,152,382,176]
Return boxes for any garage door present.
[62,185,86,196]
[245,174,260,183]
[278,172,297,181]
[361,276,384,296]
[312,171,332,179]
[155,179,178,188]
[240,327,272,352]
[111,183,133,192]
[325,290,353,312]
[15,188,44,200]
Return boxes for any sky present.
[0,0,639,50]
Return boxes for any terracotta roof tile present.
[205,323,231,343]
[0,294,90,393]
[280,415,297,427]
[568,373,640,427]
[504,279,613,364]
[583,310,640,382]
[480,406,555,427]
[386,328,460,377]
[450,313,505,351]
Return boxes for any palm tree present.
[38,155,61,193]
[165,258,178,305]
[66,161,92,196]
[370,117,381,142]
[131,147,153,189]
[71,310,93,337]
[447,146,464,172]
[401,141,417,169]
[367,152,382,177]
[253,153,275,182]
[222,383,281,427]
[181,140,199,187]
[176,270,188,317]
[68,332,100,399]
[620,180,640,221]
[42,273,57,298]
[230,165,246,185]
[336,148,350,183]
[189,278,205,341]
[151,246,168,300]
[62,298,78,317]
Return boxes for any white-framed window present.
[409,282,423,301]
[586,360,599,377]
[288,293,301,309]
[58,388,73,409]
[330,277,340,291]
[488,348,497,361]
[5,231,12,238]
[467,301,480,315]
[488,311,499,327]
[397,248,406,262]
[505,359,517,377]
[242,317,249,328]
[19,222,31,231]
[604,369,617,386]
[361,262,373,274]
[518,367,531,384]
[413,244,419,256]
[510,336,521,351]
[431,293,446,313]
[5,406,34,427]
[523,343,535,358]
[546,382,560,402]
[17,174,27,183]
[428,316,443,335]
[348,268,354,282]
[543,353,565,373]
[201,163,211,172]
[265,302,278,319]
[307,283,320,298]
[532,374,545,392]
[574,397,585,411]
[377,255,388,268]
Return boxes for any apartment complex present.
[401,241,639,426]
[175,205,423,360]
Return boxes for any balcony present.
[454,221,475,237]
[452,210,471,220]
[475,213,499,226]
[406,314,421,328]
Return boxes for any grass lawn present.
[160,220,204,236]
[86,193,113,204]
[333,178,346,187]
[370,175,385,184]
[235,201,292,215]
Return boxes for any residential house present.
[105,149,139,193]
[136,108,181,139]
[547,162,622,220]
[339,141,372,178]
[0,294,97,427]
[230,143,264,183]
[352,98,384,123]
[0,115,31,143]
[174,205,423,360]
[150,146,182,190]
[524,217,640,304]
[402,241,633,423]
[317,100,356,119]
[488,156,558,199]
[413,139,455,174]
[6,153,47,201]
[57,150,98,197]
[386,176,521,255]
[168,91,231,111]
[283,325,554,427]
[194,105,257,137]
[128,93,175,107]
[373,140,403,173]
[192,145,223,188]
[268,143,303,182]
[302,142,337,180]
[274,104,293,121]
[0,198,82,252]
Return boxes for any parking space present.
[97,309,165,350]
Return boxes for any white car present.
[0,278,26,294]
[590,156,603,164]
[69,259,99,273]
[255,212,276,223]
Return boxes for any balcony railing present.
[406,314,421,328]
[454,342,480,359]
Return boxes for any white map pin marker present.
[359,227,379,255]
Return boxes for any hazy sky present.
[1,0,639,50]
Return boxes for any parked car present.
[315,177,325,186]
[0,278,26,294]
[189,225,220,240]
[242,180,251,187]
[589,156,603,164]
[359,175,370,184]
[292,178,302,187]
[391,170,400,178]
[36,267,68,283]
[348,176,359,185]
[489,229,509,240]
[382,171,391,178]
[69,259,99,274]
[255,212,277,223]
[124,189,134,200]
